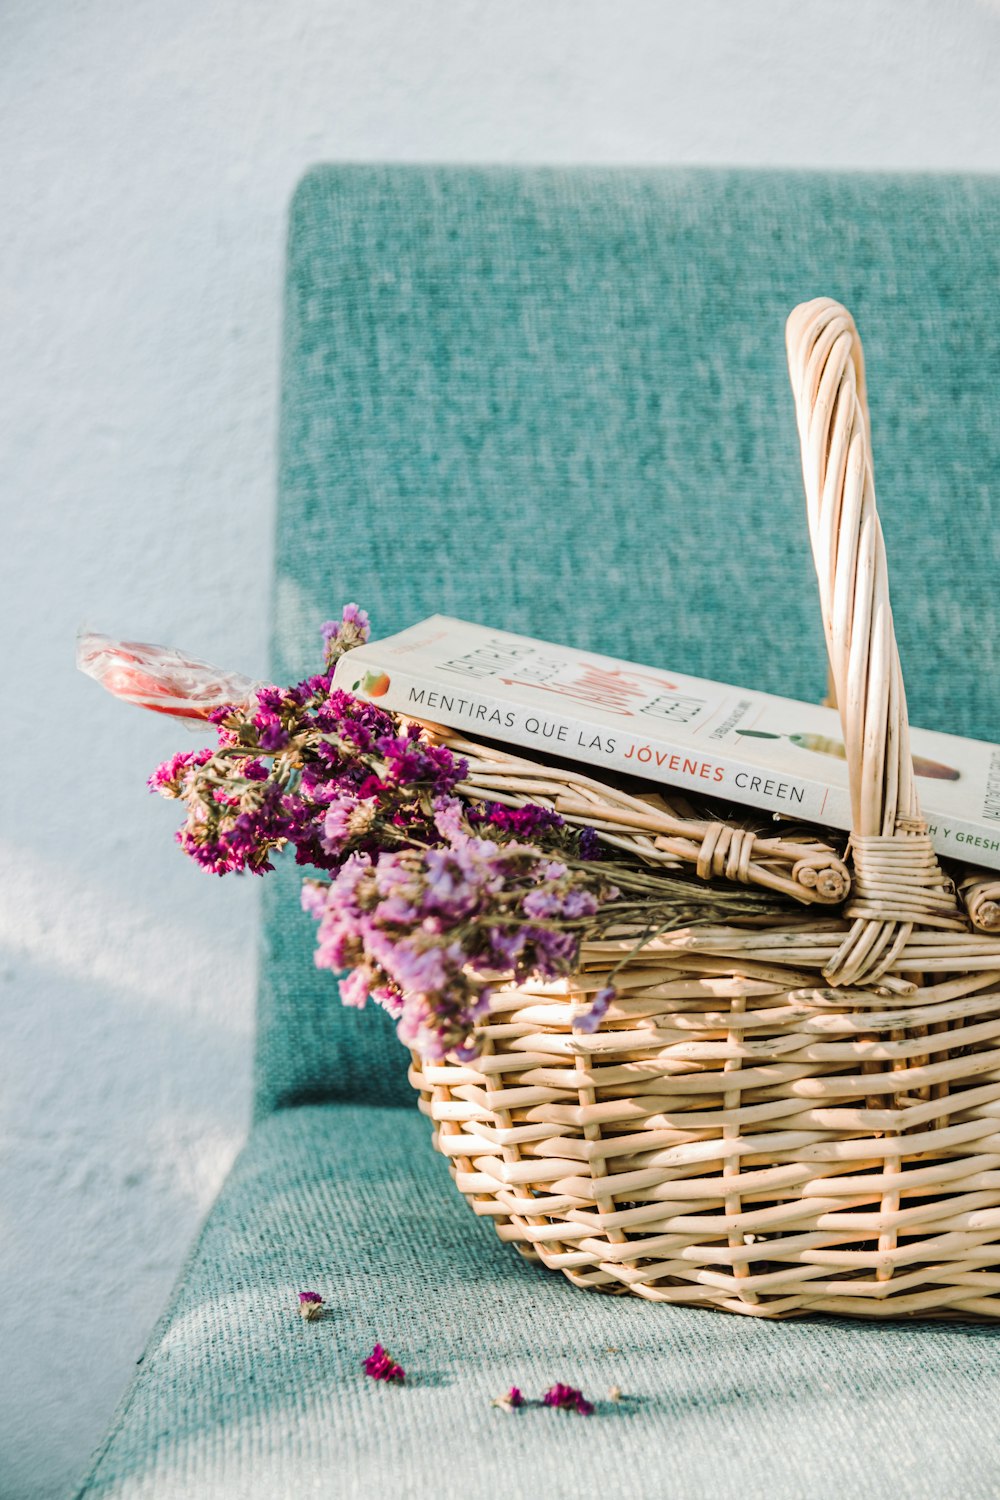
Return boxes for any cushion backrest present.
[257,163,1000,1117]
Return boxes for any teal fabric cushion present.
[75,1103,1000,1499]
[261,164,1000,1118]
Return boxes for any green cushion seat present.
[74,1104,1000,1500]
[261,162,1000,1120]
[75,164,1000,1497]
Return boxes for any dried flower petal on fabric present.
[298,1291,324,1321]
[542,1383,594,1415]
[363,1343,405,1383]
[491,1386,525,1412]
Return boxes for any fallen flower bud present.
[542,1383,594,1415]
[363,1343,405,1383]
[491,1386,525,1412]
[298,1291,324,1321]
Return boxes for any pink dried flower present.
[492,1386,525,1412]
[298,1291,324,1321]
[542,1382,594,1415]
[148,747,213,797]
[363,1342,405,1383]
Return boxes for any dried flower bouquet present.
[106,605,801,1062]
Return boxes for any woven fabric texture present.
[74,1104,1000,1500]
[261,163,1000,1119]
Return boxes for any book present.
[332,615,1000,872]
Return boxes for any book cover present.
[332,615,1000,872]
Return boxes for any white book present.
[332,615,1000,872]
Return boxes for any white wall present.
[3,2,1000,1494]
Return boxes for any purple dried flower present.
[487,925,528,968]
[255,714,289,752]
[321,794,376,855]
[573,985,615,1034]
[522,881,597,922]
[341,603,369,632]
[253,685,284,713]
[322,604,371,667]
[299,880,328,921]
[578,825,603,860]
[542,1383,594,1415]
[521,886,563,919]
[377,733,466,793]
[175,771,286,876]
[305,824,611,1056]
[363,1343,405,1383]
[432,795,467,842]
[560,888,599,919]
[147,603,626,1063]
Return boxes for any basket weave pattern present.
[410,300,1000,1319]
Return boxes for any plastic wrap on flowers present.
[77,630,256,722]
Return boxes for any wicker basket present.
[409,297,1000,1320]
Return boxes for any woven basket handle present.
[785,298,963,985]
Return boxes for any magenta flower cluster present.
[542,1382,595,1415]
[363,1343,405,1383]
[149,605,620,1058]
[149,608,466,879]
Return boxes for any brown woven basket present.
[406,298,1000,1320]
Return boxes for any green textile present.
[261,163,1000,1119]
[75,1104,1000,1499]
